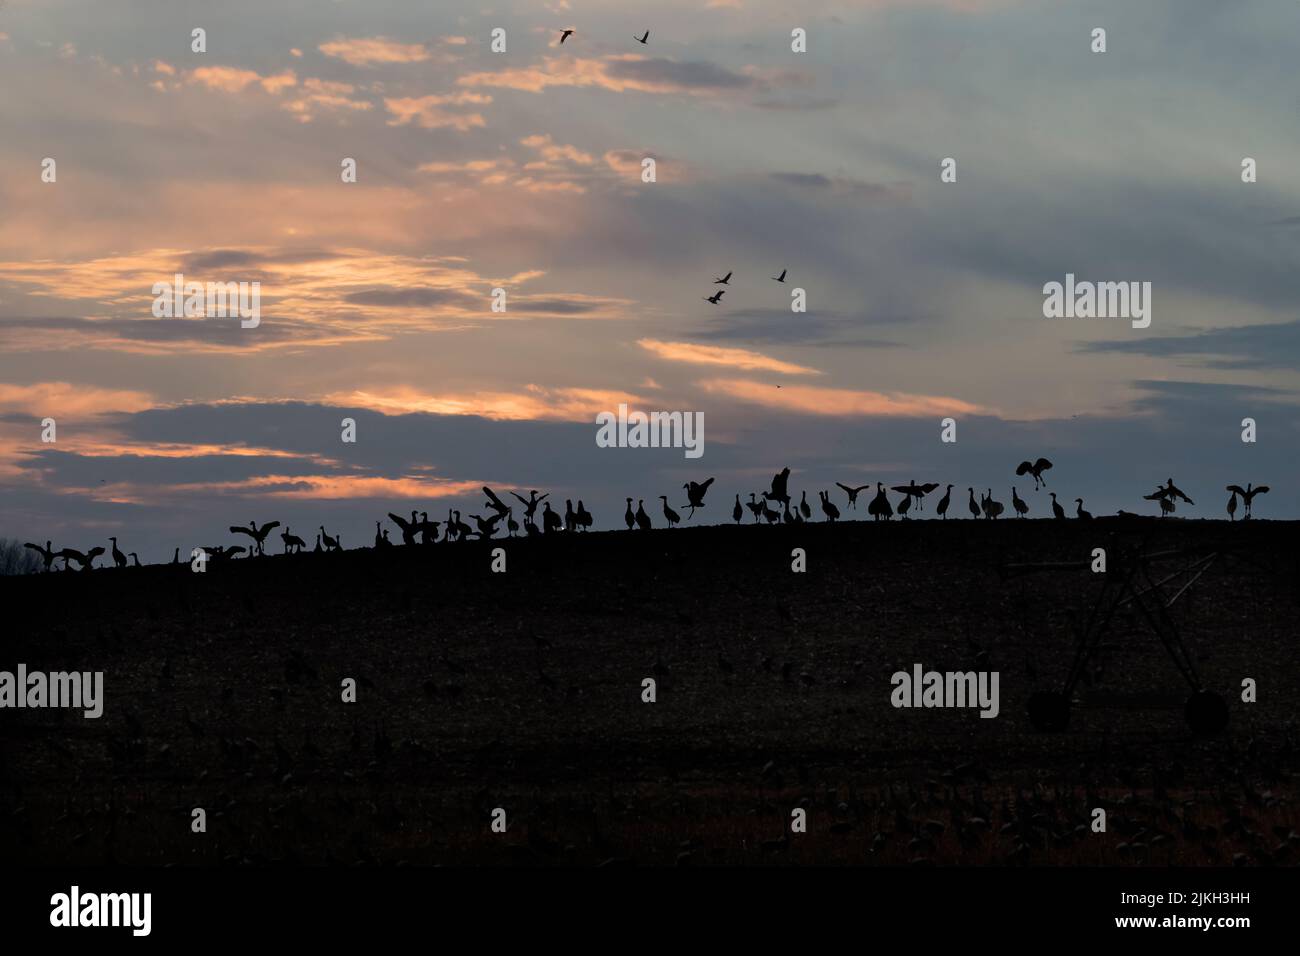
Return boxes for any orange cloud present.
[318,37,431,66]
[324,384,647,422]
[638,339,820,376]
[282,78,372,121]
[698,378,986,417]
[188,66,297,94]
[458,54,748,96]
[384,92,491,130]
[0,382,155,420]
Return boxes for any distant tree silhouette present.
[0,538,41,575]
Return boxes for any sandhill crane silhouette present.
[24,540,56,572]
[1050,492,1066,520]
[967,488,980,519]
[682,478,714,518]
[798,490,812,520]
[897,492,911,518]
[1011,486,1029,518]
[172,547,179,565]
[713,270,732,285]
[819,490,840,522]
[763,467,791,507]
[564,499,577,532]
[1226,483,1268,518]
[634,499,651,531]
[314,533,322,553]
[389,511,419,546]
[419,512,439,544]
[469,513,501,539]
[704,290,725,304]
[544,501,563,534]
[892,480,939,511]
[635,30,649,44]
[868,483,893,521]
[761,498,780,524]
[1075,498,1092,520]
[1144,478,1194,510]
[58,546,104,572]
[512,490,548,522]
[373,522,388,548]
[559,29,574,43]
[835,482,869,509]
[451,511,473,540]
[984,490,1004,520]
[1015,457,1053,489]
[281,526,306,554]
[110,536,127,568]
[772,268,787,282]
[507,508,519,537]
[660,495,681,528]
[624,498,635,530]
[576,500,593,531]
[1226,488,1238,521]
[231,520,280,556]
[319,526,340,552]
[745,493,763,522]
[782,500,795,524]
[129,552,141,567]
[936,484,953,519]
[733,494,743,524]
[482,487,511,520]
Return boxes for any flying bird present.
[835,482,870,509]
[713,271,732,285]
[230,520,280,556]
[772,269,787,282]
[763,467,791,506]
[682,478,715,518]
[635,30,649,44]
[1015,457,1053,489]
[704,290,726,304]
[560,29,574,44]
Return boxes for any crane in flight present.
[1225,482,1268,518]
[1015,457,1053,489]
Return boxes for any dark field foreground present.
[2,518,1298,866]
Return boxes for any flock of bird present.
[702,267,788,306]
[19,458,1271,572]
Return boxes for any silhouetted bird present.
[869,483,893,521]
[1015,457,1053,489]
[469,513,502,539]
[761,499,781,524]
[624,498,635,530]
[512,490,548,522]
[745,493,763,522]
[733,494,743,524]
[1050,492,1065,520]
[110,536,127,569]
[172,547,180,565]
[24,540,56,572]
[560,29,574,43]
[897,493,912,518]
[782,500,795,524]
[1011,486,1029,518]
[713,271,732,285]
[282,526,307,553]
[1075,498,1092,520]
[682,478,714,518]
[635,499,651,531]
[967,488,980,519]
[892,480,939,510]
[1145,478,1194,506]
[1226,483,1268,518]
[419,511,439,544]
[482,487,511,520]
[819,491,840,522]
[58,546,104,572]
[798,490,812,520]
[507,508,520,537]
[543,501,563,534]
[1226,488,1238,521]
[388,511,419,546]
[451,511,473,540]
[576,500,593,531]
[635,30,649,44]
[772,269,787,282]
[129,553,141,568]
[763,467,791,506]
[704,290,725,304]
[564,499,578,532]
[319,526,340,552]
[231,520,280,556]
[836,482,870,509]
[314,534,322,553]
[373,522,388,548]
[984,490,1004,519]
[936,485,952,519]
[660,496,680,528]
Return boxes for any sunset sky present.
[3,0,1299,559]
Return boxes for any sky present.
[2,0,1299,560]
